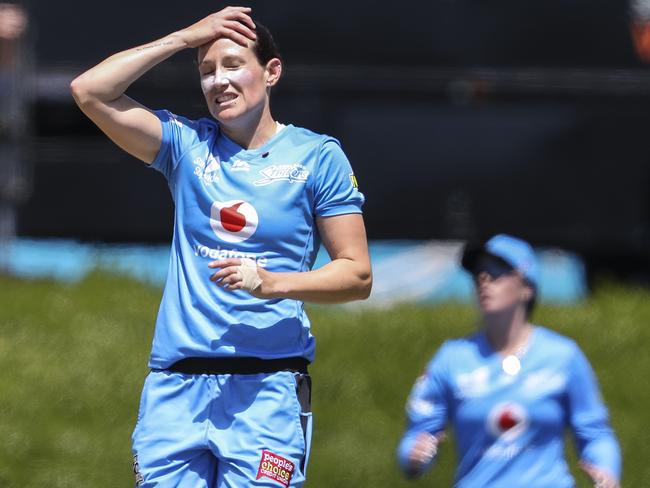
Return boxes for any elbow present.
[69,76,86,105]
[356,271,373,300]
[69,74,94,107]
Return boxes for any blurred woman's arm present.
[567,346,622,488]
[397,348,450,478]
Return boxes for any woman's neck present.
[483,308,532,356]
[220,104,277,150]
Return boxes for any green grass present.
[1,273,648,487]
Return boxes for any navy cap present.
[461,234,539,288]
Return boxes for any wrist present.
[168,31,191,50]
[259,269,289,299]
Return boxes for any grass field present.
[1,272,648,487]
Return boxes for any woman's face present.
[197,38,280,123]
[473,256,532,317]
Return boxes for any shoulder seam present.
[173,117,217,174]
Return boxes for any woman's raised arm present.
[69,6,256,163]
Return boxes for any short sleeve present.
[313,138,365,217]
[149,110,198,181]
[566,345,622,481]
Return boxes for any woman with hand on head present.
[397,234,621,488]
[71,6,371,487]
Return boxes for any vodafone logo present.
[487,402,529,442]
[210,200,258,243]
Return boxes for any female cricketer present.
[70,6,371,487]
[397,235,621,488]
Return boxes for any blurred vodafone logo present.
[210,200,258,243]
[487,402,529,442]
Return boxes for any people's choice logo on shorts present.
[256,450,295,487]
[210,200,259,243]
[254,164,309,186]
[487,402,529,442]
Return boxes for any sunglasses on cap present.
[472,256,516,281]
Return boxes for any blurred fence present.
[1,238,587,305]
[6,0,650,280]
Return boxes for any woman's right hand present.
[176,6,256,49]
[579,462,620,488]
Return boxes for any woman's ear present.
[265,58,282,87]
[521,285,533,302]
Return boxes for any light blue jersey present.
[148,110,364,369]
[397,326,621,487]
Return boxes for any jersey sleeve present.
[148,110,195,181]
[566,344,622,481]
[313,138,365,217]
[397,343,451,477]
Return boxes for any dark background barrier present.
[10,0,650,279]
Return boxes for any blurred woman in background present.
[71,6,371,487]
[397,234,621,488]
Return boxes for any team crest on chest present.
[254,164,310,186]
[193,155,221,184]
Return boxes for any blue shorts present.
[131,370,312,487]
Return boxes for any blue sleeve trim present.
[317,205,363,218]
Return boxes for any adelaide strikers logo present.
[487,402,529,442]
[210,200,259,243]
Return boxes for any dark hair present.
[525,284,537,319]
[252,20,281,65]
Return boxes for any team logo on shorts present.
[256,450,295,487]
[210,200,259,243]
[487,402,529,442]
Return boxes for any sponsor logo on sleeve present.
[254,164,309,186]
[349,173,359,189]
[256,450,295,487]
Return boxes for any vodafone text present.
[193,243,268,267]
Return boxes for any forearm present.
[70,33,187,105]
[264,258,372,304]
